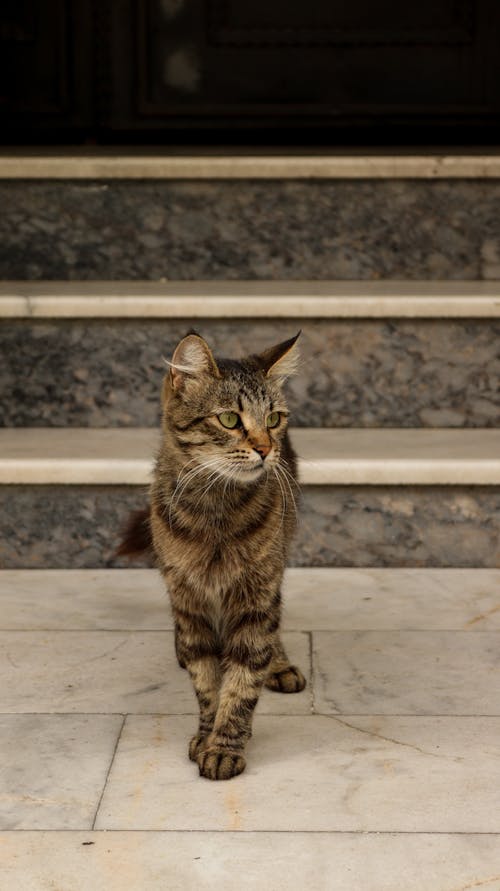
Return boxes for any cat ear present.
[256,331,301,381]
[166,334,220,391]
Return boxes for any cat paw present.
[197,748,246,781]
[188,733,208,761]
[265,664,306,693]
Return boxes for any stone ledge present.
[2,153,500,179]
[1,428,499,486]
[1,281,500,318]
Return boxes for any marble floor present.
[1,567,499,890]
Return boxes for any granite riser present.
[1,485,498,569]
[1,180,499,281]
[1,318,498,428]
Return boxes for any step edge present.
[2,458,499,486]
[1,430,498,486]
[2,283,500,319]
[2,154,500,179]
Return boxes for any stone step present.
[1,179,498,281]
[1,427,499,486]
[1,284,498,428]
[0,429,498,569]
[2,482,497,569]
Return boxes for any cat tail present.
[115,507,153,557]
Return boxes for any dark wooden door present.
[2,0,500,143]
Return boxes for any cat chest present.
[170,532,280,597]
[172,536,249,592]
[152,504,283,600]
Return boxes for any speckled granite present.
[1,485,498,569]
[1,318,498,428]
[1,180,500,280]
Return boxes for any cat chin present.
[223,463,266,484]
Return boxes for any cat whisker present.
[169,457,226,525]
[195,463,228,505]
[174,455,224,492]
[274,463,298,525]
[271,465,289,534]
[277,461,301,492]
[170,461,216,512]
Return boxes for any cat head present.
[162,331,300,483]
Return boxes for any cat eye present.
[266,412,281,428]
[218,411,240,429]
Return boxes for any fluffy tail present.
[116,507,153,557]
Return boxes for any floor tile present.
[313,630,500,715]
[283,567,500,630]
[0,715,123,829]
[3,567,499,632]
[0,569,170,630]
[0,631,309,715]
[0,631,183,714]
[2,831,500,891]
[95,714,500,832]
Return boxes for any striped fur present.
[150,332,305,780]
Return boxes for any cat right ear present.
[256,331,301,382]
[165,334,220,392]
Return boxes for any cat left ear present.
[256,331,301,381]
[166,333,220,392]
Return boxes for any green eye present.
[218,411,240,429]
[266,412,281,428]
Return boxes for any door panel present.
[2,0,499,143]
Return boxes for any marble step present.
[2,179,499,281]
[1,427,499,486]
[2,286,498,428]
[0,429,498,569]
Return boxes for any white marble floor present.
[1,568,500,890]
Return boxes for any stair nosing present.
[2,153,500,179]
[0,428,498,486]
[2,281,500,319]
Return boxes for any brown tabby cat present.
[119,331,306,780]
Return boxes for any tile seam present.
[91,714,126,831]
[95,825,500,834]
[0,711,500,730]
[1,628,499,634]
[308,631,316,715]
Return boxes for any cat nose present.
[253,443,271,459]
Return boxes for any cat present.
[118,331,306,780]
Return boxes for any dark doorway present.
[2,0,500,144]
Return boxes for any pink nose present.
[253,443,271,459]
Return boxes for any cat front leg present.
[196,621,273,781]
[171,605,222,761]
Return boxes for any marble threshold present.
[1,280,499,318]
[0,428,499,486]
[1,152,500,179]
